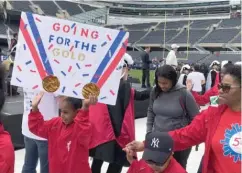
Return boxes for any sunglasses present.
[217,83,241,93]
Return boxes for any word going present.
[52,23,99,39]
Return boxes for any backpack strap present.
[179,88,187,112]
[179,88,192,124]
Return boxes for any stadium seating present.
[168,30,208,44]
[108,17,241,45]
[231,33,241,43]
[56,1,83,15]
[220,18,241,28]
[129,31,148,43]
[10,1,32,12]
[157,21,188,30]
[34,1,59,16]
[201,28,240,43]
[200,54,241,64]
[191,19,220,29]
[138,30,178,44]
[126,22,157,30]
[0,0,241,66]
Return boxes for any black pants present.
[173,148,192,169]
[91,158,122,173]
[197,156,203,173]
[142,69,150,87]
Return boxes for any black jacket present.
[141,51,151,69]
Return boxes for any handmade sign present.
[11,12,129,105]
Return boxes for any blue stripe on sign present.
[90,31,126,84]
[26,12,54,75]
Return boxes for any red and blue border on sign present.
[20,12,128,92]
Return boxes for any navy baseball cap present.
[142,132,173,165]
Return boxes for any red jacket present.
[169,105,228,173]
[0,124,14,173]
[192,72,220,105]
[28,109,91,173]
[89,89,135,149]
[127,158,187,173]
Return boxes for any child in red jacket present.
[124,132,186,173]
[28,92,97,173]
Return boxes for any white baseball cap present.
[171,44,180,49]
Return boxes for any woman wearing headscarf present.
[89,53,150,173]
[206,60,220,91]
[178,64,191,85]
[0,64,14,173]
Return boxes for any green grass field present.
[129,69,155,84]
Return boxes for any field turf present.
[129,69,155,85]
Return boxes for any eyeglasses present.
[217,83,241,93]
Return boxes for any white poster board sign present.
[11,12,129,105]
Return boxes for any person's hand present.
[126,141,145,152]
[31,92,44,112]
[123,147,136,164]
[186,79,193,91]
[82,95,98,110]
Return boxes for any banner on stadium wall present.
[11,12,129,105]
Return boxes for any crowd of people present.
[0,41,241,173]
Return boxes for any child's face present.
[147,155,172,173]
[60,101,77,125]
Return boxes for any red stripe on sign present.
[20,18,46,79]
[97,39,128,88]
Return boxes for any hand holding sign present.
[11,12,129,105]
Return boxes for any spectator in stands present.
[124,132,186,173]
[206,60,220,91]
[146,65,199,169]
[21,90,59,173]
[178,64,191,85]
[89,53,150,173]
[141,47,151,88]
[0,64,14,173]
[166,44,179,69]
[126,64,242,173]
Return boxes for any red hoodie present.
[0,124,14,173]
[28,109,91,173]
[127,158,187,173]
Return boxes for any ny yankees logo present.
[151,138,159,148]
